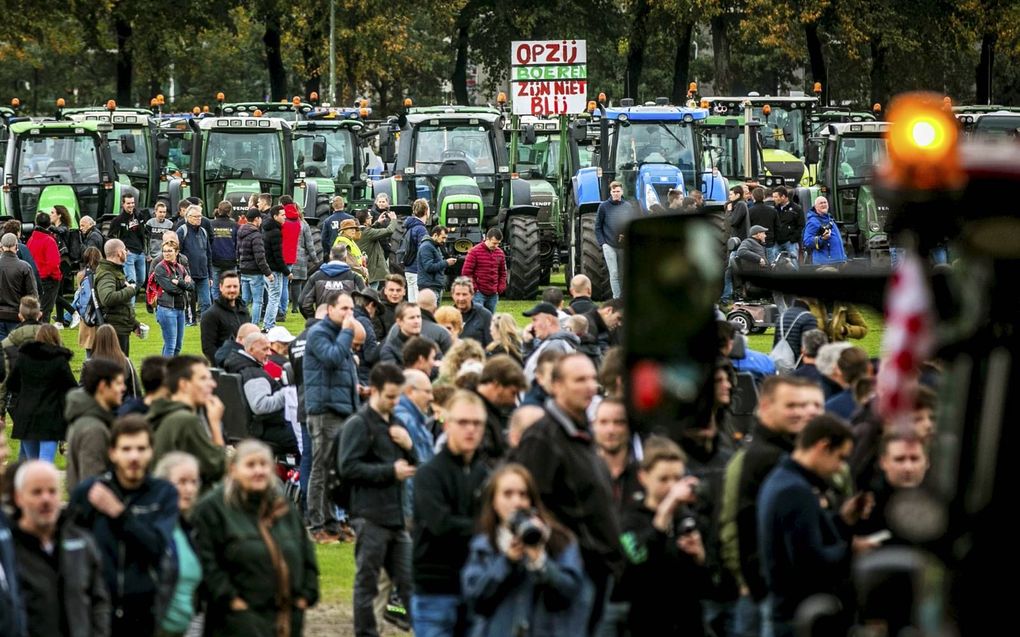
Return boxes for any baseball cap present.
[522,302,559,318]
[266,326,296,344]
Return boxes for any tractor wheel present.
[580,213,610,301]
[504,216,541,300]
[388,218,408,274]
[309,224,324,264]
[727,309,754,335]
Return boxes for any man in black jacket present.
[772,186,804,266]
[261,206,290,331]
[107,194,150,286]
[747,187,777,258]
[236,214,272,327]
[200,270,252,364]
[12,461,110,637]
[339,363,417,637]
[568,274,597,315]
[299,243,365,318]
[0,233,38,340]
[450,277,492,346]
[223,332,298,455]
[473,355,527,465]
[511,353,624,632]
[411,390,489,635]
[79,216,107,254]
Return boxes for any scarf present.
[252,492,293,637]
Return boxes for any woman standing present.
[191,440,318,636]
[153,452,205,637]
[8,324,77,461]
[486,313,524,367]
[288,208,318,315]
[461,463,589,637]
[92,324,142,399]
[50,205,81,327]
[153,241,194,357]
[76,246,103,356]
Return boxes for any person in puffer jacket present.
[461,228,507,314]
[235,215,272,326]
[416,225,456,300]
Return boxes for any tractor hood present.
[635,163,684,214]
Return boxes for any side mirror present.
[312,140,327,163]
[522,124,537,146]
[156,138,170,161]
[724,118,740,140]
[570,121,587,143]
[120,135,136,154]
[805,141,820,165]
[379,136,395,165]
[783,125,794,142]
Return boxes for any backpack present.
[72,268,105,327]
[396,227,419,269]
[769,310,809,375]
[326,414,374,509]
[145,261,180,313]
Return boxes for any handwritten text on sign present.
[511,40,587,116]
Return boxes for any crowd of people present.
[0,188,939,637]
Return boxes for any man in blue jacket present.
[304,290,361,544]
[68,416,178,637]
[803,197,847,266]
[757,414,875,636]
[177,205,214,314]
[595,181,632,298]
[402,199,431,302]
[321,196,356,256]
[416,225,457,301]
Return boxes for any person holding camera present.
[461,463,589,637]
[803,197,847,266]
[616,436,709,636]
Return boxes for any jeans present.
[156,306,186,357]
[289,278,305,312]
[733,593,768,637]
[0,320,18,341]
[210,263,236,300]
[721,252,736,303]
[124,251,147,285]
[307,412,346,530]
[193,277,211,316]
[473,291,498,314]
[263,272,285,329]
[405,272,419,302]
[352,518,413,637]
[776,241,800,268]
[279,275,290,317]
[240,273,266,325]
[299,422,312,516]
[703,599,736,637]
[20,440,58,462]
[601,243,622,299]
[411,594,462,637]
[766,244,779,264]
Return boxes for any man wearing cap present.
[521,301,580,383]
[300,243,366,317]
[200,270,252,364]
[737,225,770,270]
[265,325,297,381]
[334,218,370,282]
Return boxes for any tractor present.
[566,97,728,299]
[216,98,314,122]
[371,103,546,299]
[0,119,130,229]
[967,110,1020,139]
[805,121,890,264]
[60,105,167,211]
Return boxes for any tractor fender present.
[302,180,320,219]
[792,186,813,210]
[699,170,729,203]
[498,205,541,228]
[572,167,601,208]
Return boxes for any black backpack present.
[326,415,374,508]
[396,228,419,268]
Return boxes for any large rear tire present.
[505,216,541,300]
[309,224,324,264]
[580,213,610,301]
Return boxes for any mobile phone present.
[864,530,892,544]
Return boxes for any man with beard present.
[200,271,252,364]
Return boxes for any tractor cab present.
[188,116,294,218]
[0,120,127,228]
[969,110,1020,139]
[218,100,314,122]
[952,105,1020,134]
[60,107,165,211]
[700,115,764,185]
[293,107,375,217]
[0,105,24,160]
[809,121,890,262]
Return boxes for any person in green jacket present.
[356,208,399,288]
[94,239,140,355]
[149,355,227,490]
[191,439,319,637]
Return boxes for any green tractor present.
[698,115,799,190]
[155,115,197,206]
[292,107,377,218]
[0,103,23,159]
[805,121,890,264]
[0,119,129,228]
[372,104,545,299]
[216,98,314,122]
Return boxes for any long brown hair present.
[477,463,573,557]
[92,325,128,364]
[35,324,62,346]
[52,205,73,228]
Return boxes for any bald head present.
[104,238,126,262]
[243,331,270,364]
[403,368,433,412]
[570,274,592,296]
[14,461,62,535]
[509,405,546,448]
[235,322,260,345]
[417,288,438,313]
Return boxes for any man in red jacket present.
[460,228,506,313]
[280,199,303,323]
[27,213,63,324]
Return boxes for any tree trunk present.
[805,22,827,105]
[624,0,653,99]
[263,12,287,101]
[976,32,996,105]
[451,15,471,105]
[670,21,695,105]
[115,17,133,105]
[870,38,889,112]
[711,15,731,95]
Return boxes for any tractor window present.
[615,121,696,191]
[293,128,354,180]
[517,134,561,179]
[204,130,283,181]
[754,107,806,158]
[703,128,753,180]
[16,134,100,184]
[413,124,496,175]
[109,128,150,176]
[973,114,1020,138]
[836,137,886,185]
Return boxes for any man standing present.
[593,397,642,510]
[747,187,778,260]
[299,243,365,317]
[0,233,38,340]
[209,200,239,300]
[401,199,431,302]
[758,415,875,636]
[200,271,252,364]
[95,239,140,355]
[79,216,106,254]
[460,228,506,313]
[27,213,63,324]
[0,424,26,637]
[412,289,453,354]
[521,301,579,383]
[803,197,846,266]
[304,291,361,543]
[107,194,149,285]
[12,461,110,637]
[68,417,178,637]
[339,363,416,637]
[512,353,624,631]
[176,205,214,315]
[148,355,227,487]
[414,225,454,300]
[357,207,399,289]
[224,332,299,455]
[378,274,406,335]
[65,358,127,492]
[144,202,175,270]
[379,302,424,366]
[236,212,272,327]
[595,180,629,298]
[321,195,355,255]
[261,206,290,331]
[450,276,492,346]
[772,186,803,265]
[473,355,527,464]
[411,390,489,636]
[568,274,597,315]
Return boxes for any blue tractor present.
[567,97,728,299]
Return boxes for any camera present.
[509,509,544,546]
[678,516,698,536]
[818,222,832,236]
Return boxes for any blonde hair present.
[439,339,485,383]
[434,306,463,335]
[486,312,523,361]
[224,439,284,507]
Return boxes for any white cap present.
[266,326,296,344]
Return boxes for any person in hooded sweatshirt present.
[8,325,77,462]
[299,242,365,317]
[402,198,431,302]
[235,214,272,327]
[279,198,304,323]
